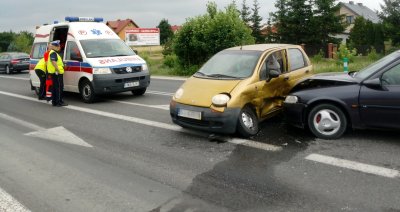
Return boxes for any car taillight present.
[11,59,19,64]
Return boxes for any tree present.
[12,31,34,53]
[379,0,400,46]
[312,0,345,45]
[271,0,314,44]
[157,19,174,45]
[240,0,252,25]
[349,17,385,54]
[0,31,15,52]
[172,2,254,74]
[251,0,264,43]
[271,0,344,45]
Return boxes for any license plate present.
[124,81,139,88]
[178,109,202,120]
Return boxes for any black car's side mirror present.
[362,78,382,89]
[267,69,280,82]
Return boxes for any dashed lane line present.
[306,153,400,179]
[0,90,282,152]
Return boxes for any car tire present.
[5,65,12,75]
[308,104,347,139]
[80,80,96,103]
[131,88,146,96]
[237,106,259,138]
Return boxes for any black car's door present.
[359,63,400,129]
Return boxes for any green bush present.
[163,54,178,68]
[336,43,357,63]
[367,47,381,61]
[312,49,325,63]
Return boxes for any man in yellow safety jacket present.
[34,57,47,100]
[47,40,68,107]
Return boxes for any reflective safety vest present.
[47,50,64,74]
[34,58,47,73]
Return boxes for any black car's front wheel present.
[237,106,259,138]
[308,104,347,139]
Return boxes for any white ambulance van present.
[29,17,150,103]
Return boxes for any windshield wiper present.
[195,71,206,76]
[111,54,130,57]
[206,74,238,79]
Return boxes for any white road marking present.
[151,76,187,81]
[112,100,170,110]
[0,113,44,131]
[0,76,29,81]
[0,75,175,97]
[306,153,400,178]
[26,126,93,148]
[0,112,92,148]
[0,187,30,212]
[0,90,282,152]
[146,90,174,96]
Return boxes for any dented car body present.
[170,44,313,137]
[284,50,400,139]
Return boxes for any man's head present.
[50,40,61,51]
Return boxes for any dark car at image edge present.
[0,52,30,74]
[283,50,400,139]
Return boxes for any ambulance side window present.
[66,41,82,62]
[31,43,48,59]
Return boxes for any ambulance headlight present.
[142,64,149,72]
[212,94,230,107]
[93,68,112,74]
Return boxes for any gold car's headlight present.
[174,88,184,100]
[212,94,230,107]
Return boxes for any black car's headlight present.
[284,95,299,104]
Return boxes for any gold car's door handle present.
[305,70,310,73]
[284,76,289,80]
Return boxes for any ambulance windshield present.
[80,39,135,58]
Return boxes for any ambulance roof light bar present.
[65,17,104,22]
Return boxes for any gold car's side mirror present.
[267,69,280,82]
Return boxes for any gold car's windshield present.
[195,50,262,79]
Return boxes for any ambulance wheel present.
[131,88,146,96]
[80,80,96,103]
[237,106,259,138]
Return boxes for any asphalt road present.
[0,71,399,212]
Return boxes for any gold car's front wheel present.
[237,106,259,138]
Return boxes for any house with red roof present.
[106,19,139,41]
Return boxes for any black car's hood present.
[308,72,357,82]
[291,72,359,92]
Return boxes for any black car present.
[284,50,400,139]
[0,52,30,74]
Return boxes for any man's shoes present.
[38,96,45,100]
[59,102,68,106]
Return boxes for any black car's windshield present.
[80,39,135,58]
[195,50,262,79]
[354,51,399,79]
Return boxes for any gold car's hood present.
[177,77,241,107]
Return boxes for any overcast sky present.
[0,0,384,33]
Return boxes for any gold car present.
[170,44,313,137]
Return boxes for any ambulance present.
[29,17,150,103]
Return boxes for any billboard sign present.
[125,28,160,46]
